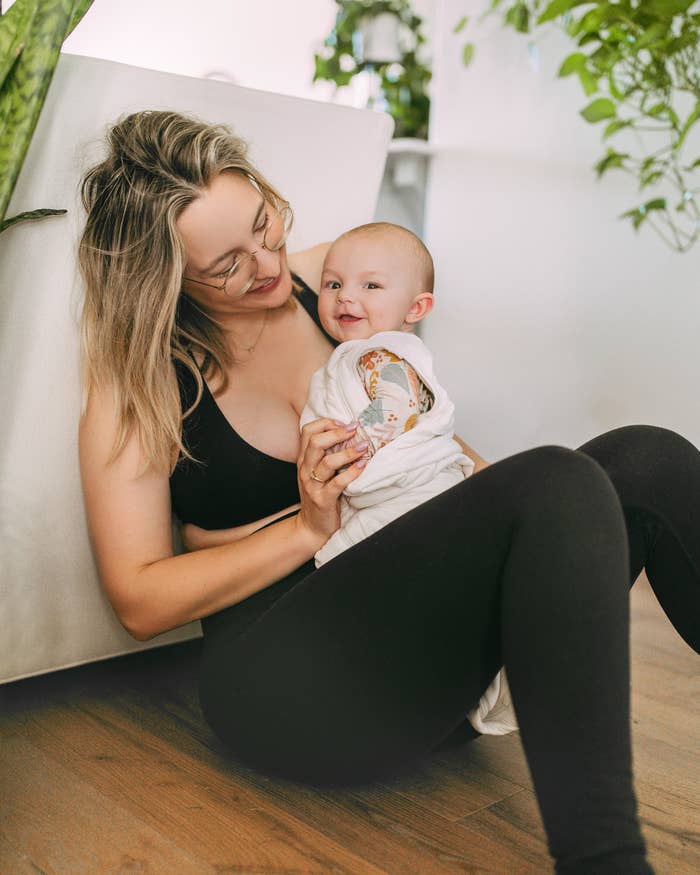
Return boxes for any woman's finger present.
[300,419,359,468]
[302,440,369,483]
[311,440,370,482]
[326,454,369,493]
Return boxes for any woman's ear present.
[405,292,434,325]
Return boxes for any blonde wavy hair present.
[78,109,300,477]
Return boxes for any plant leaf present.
[581,97,616,123]
[635,22,669,50]
[595,149,630,177]
[453,16,469,34]
[0,0,95,224]
[0,206,66,233]
[558,51,587,77]
[537,0,594,26]
[577,67,599,96]
[619,207,646,231]
[462,42,475,66]
[675,100,700,153]
[0,0,38,91]
[603,119,632,139]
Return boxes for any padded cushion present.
[0,52,393,684]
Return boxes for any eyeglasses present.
[182,203,294,298]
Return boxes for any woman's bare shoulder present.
[287,241,333,294]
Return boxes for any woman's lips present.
[249,273,282,294]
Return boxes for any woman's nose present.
[252,244,279,272]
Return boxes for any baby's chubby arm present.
[326,348,433,468]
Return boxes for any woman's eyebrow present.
[202,196,266,274]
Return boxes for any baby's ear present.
[406,292,434,325]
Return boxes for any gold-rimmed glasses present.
[182,203,294,298]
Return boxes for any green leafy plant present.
[0,0,93,235]
[458,1,700,252]
[313,0,431,139]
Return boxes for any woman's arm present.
[287,242,332,293]
[79,383,366,642]
[454,434,490,472]
[181,503,301,551]
[79,387,318,641]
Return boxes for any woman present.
[78,110,699,875]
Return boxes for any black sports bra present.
[169,274,338,530]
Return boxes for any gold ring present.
[310,467,325,483]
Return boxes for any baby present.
[299,221,518,738]
[300,221,475,567]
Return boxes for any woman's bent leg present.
[199,445,651,873]
[577,424,700,653]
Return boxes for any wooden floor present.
[1,573,698,874]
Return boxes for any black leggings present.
[198,424,700,874]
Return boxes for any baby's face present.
[318,235,423,342]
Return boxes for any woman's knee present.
[515,444,625,526]
[577,423,698,506]
[579,423,696,470]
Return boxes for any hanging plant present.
[0,0,94,235]
[456,0,700,252]
[313,0,432,140]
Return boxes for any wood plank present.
[635,780,700,875]
[430,731,534,792]
[103,689,542,871]
[370,749,525,823]
[25,699,538,874]
[455,788,552,871]
[18,704,387,875]
[0,733,213,875]
[0,836,47,875]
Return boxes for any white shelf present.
[387,137,436,156]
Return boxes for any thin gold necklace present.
[234,309,269,353]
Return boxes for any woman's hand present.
[295,417,369,549]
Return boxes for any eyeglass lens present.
[224,206,293,297]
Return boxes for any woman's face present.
[176,170,293,314]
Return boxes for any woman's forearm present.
[454,434,490,472]
[130,514,319,641]
[187,503,302,548]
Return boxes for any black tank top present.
[169,273,338,529]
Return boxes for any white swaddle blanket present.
[300,331,473,566]
[299,330,519,737]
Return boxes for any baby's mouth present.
[338,314,363,323]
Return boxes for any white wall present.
[423,0,700,460]
[6,0,434,108]
[4,0,337,102]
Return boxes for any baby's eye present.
[364,282,380,289]
[325,280,341,290]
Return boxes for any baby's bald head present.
[331,222,434,295]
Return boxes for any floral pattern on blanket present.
[326,348,435,468]
[326,348,435,471]
[355,348,434,456]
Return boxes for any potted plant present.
[0,0,94,235]
[313,0,432,140]
[455,0,700,251]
